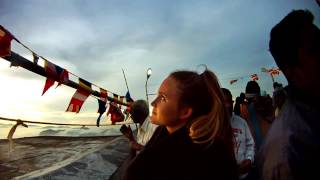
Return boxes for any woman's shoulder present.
[191,139,238,179]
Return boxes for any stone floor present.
[0,136,130,180]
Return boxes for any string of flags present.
[0,25,134,126]
[228,67,281,85]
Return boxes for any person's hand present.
[238,159,252,175]
[129,140,144,151]
[120,125,134,141]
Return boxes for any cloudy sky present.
[0,0,319,124]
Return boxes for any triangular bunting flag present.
[44,60,58,76]
[107,102,124,125]
[268,68,280,76]
[100,88,108,102]
[0,25,14,57]
[66,89,90,113]
[125,91,133,103]
[42,60,57,95]
[42,78,55,95]
[230,79,238,85]
[56,69,69,88]
[251,74,259,81]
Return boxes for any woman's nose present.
[151,97,157,107]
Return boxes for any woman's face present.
[151,76,183,128]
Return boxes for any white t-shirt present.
[230,114,255,164]
[136,117,158,146]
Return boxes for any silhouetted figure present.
[259,10,320,180]
[222,88,255,179]
[121,100,157,155]
[234,92,245,116]
[114,100,157,180]
[240,81,273,151]
[272,82,286,117]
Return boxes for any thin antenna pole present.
[122,68,130,93]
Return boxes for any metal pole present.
[145,68,152,104]
[146,75,149,104]
[122,68,130,93]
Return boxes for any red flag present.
[230,79,238,85]
[107,103,124,124]
[251,74,259,81]
[42,60,57,95]
[268,68,280,76]
[100,88,108,102]
[0,25,14,57]
[66,89,90,113]
[42,78,55,95]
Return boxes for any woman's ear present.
[179,107,193,121]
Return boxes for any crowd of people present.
[119,9,319,180]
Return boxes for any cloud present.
[0,0,319,124]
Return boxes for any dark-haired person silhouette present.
[259,10,320,180]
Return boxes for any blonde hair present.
[170,69,232,145]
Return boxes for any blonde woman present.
[123,69,238,180]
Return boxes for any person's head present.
[273,82,281,89]
[269,10,320,98]
[245,81,261,102]
[274,88,286,108]
[130,100,149,124]
[221,88,233,117]
[151,69,231,145]
[240,92,245,100]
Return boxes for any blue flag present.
[125,91,133,102]
[96,99,107,127]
